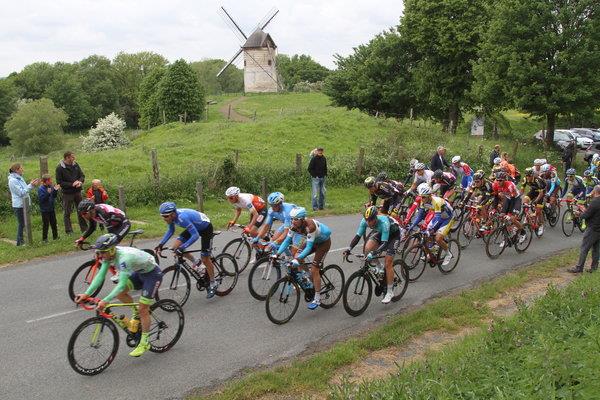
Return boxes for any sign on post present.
[471,116,485,136]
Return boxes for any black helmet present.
[433,169,443,180]
[376,171,388,182]
[525,167,534,176]
[78,199,95,213]
[473,171,484,181]
[495,171,508,181]
[584,169,593,177]
[93,233,119,252]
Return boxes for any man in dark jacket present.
[562,140,576,174]
[489,144,501,167]
[308,147,327,210]
[430,146,449,172]
[569,185,600,273]
[56,151,87,234]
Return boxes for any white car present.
[534,129,592,150]
[565,130,594,149]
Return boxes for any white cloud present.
[0,0,403,77]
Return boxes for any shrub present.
[292,81,324,93]
[82,112,129,152]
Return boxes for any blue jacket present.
[8,173,33,208]
[38,184,58,212]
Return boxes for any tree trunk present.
[492,121,499,139]
[448,104,459,135]
[545,113,556,146]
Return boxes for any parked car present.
[535,129,592,150]
[570,128,600,150]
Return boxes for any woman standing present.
[8,163,39,245]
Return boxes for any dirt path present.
[219,96,251,122]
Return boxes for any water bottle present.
[128,318,140,333]
[375,264,385,280]
[117,315,129,329]
[300,270,313,289]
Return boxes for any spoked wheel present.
[222,238,252,273]
[485,227,507,260]
[342,271,373,317]
[450,207,465,233]
[213,253,239,296]
[391,260,409,302]
[68,260,103,302]
[247,257,282,301]
[67,317,119,376]
[514,225,533,253]
[402,243,427,282]
[547,205,559,227]
[459,219,476,250]
[318,264,344,309]
[148,299,185,353]
[438,239,461,274]
[561,210,575,237]
[265,277,300,325]
[156,265,191,307]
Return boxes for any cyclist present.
[75,200,130,248]
[406,183,455,266]
[224,186,267,237]
[431,169,457,200]
[492,171,527,245]
[540,163,561,207]
[154,202,218,299]
[583,170,599,196]
[404,159,420,185]
[406,162,434,194]
[275,207,332,310]
[364,174,404,217]
[450,156,473,190]
[343,206,401,304]
[532,159,544,177]
[562,168,586,200]
[74,233,163,357]
[460,170,494,230]
[589,154,600,177]
[521,167,547,236]
[490,157,503,180]
[254,192,297,250]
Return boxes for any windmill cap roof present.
[242,29,277,49]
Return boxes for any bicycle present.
[222,224,273,273]
[67,297,184,376]
[68,229,158,302]
[561,197,587,237]
[401,228,461,282]
[247,251,283,301]
[485,213,533,259]
[265,258,344,324]
[521,201,544,238]
[458,203,496,250]
[543,197,560,227]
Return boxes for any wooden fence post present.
[228,104,231,120]
[23,200,33,245]
[261,177,268,202]
[477,144,483,165]
[118,186,126,213]
[253,110,257,121]
[39,156,48,178]
[162,110,166,125]
[150,149,160,190]
[205,105,209,121]
[234,150,240,165]
[356,147,365,176]
[295,153,302,175]
[512,141,519,162]
[184,111,187,123]
[196,181,204,212]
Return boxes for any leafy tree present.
[0,78,18,145]
[82,112,129,152]
[138,67,166,129]
[78,55,119,122]
[277,54,330,91]
[4,98,67,155]
[190,59,243,95]
[473,0,600,143]
[158,59,205,122]
[12,62,55,99]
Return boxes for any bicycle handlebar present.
[78,297,113,319]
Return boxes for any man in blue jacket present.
[38,174,60,242]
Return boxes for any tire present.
[265,277,300,325]
[402,243,427,282]
[157,265,191,307]
[342,270,373,317]
[391,260,409,302]
[438,239,461,274]
[247,257,282,301]
[459,219,476,250]
[561,210,575,237]
[450,207,464,234]
[67,317,119,376]
[222,238,252,273]
[68,260,103,302]
[485,227,507,260]
[547,205,559,227]
[319,264,344,309]
[148,299,185,353]
[514,225,533,253]
[213,253,239,296]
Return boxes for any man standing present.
[562,140,576,175]
[568,185,600,273]
[308,147,327,211]
[489,144,501,167]
[56,151,87,234]
[430,146,449,172]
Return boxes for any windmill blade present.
[259,8,279,30]
[219,6,247,40]
[217,48,243,77]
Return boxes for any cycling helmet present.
[540,164,551,173]
[493,157,502,165]
[77,199,95,213]
[540,159,547,165]
[584,169,593,177]
[417,182,432,195]
[473,171,484,180]
[225,186,240,197]
[593,154,600,162]
[159,201,177,215]
[451,155,461,164]
[524,167,534,176]
[410,159,419,168]
[93,233,119,252]
[433,169,444,180]
[495,171,508,181]
[267,192,284,205]
[364,176,376,188]
[415,162,426,170]
[566,168,576,176]
[363,205,378,220]
[290,207,307,219]
[376,171,388,181]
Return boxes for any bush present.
[292,81,324,93]
[82,112,129,152]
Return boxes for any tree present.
[277,54,330,91]
[158,59,205,122]
[78,55,119,122]
[12,62,55,99]
[82,113,129,152]
[190,59,243,95]
[0,78,18,145]
[138,67,166,129]
[4,98,67,155]
[473,0,600,143]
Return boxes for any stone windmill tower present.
[217,6,281,93]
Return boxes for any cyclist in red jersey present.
[224,186,267,237]
[492,171,527,244]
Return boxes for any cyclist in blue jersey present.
[343,206,401,304]
[562,168,586,199]
[583,170,600,196]
[275,207,332,310]
[254,192,297,251]
[154,202,219,299]
[541,163,561,207]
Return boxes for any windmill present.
[217,6,281,93]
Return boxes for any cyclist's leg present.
[384,231,400,286]
[108,219,131,243]
[311,239,330,294]
[199,224,215,280]
[435,218,452,251]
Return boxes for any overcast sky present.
[0,0,404,77]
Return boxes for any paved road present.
[0,214,579,400]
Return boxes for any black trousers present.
[41,211,58,241]
[576,228,600,269]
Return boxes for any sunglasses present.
[291,217,304,221]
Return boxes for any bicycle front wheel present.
[149,299,185,353]
[319,264,345,309]
[438,239,461,274]
[67,317,119,376]
[222,238,252,273]
[391,260,409,302]
[213,253,239,296]
[459,219,476,250]
[265,277,300,325]
[547,205,559,227]
[68,260,103,302]
[342,270,373,317]
[514,225,533,253]
[561,210,575,237]
[485,227,507,260]
[248,257,282,301]
[402,243,427,282]
[157,265,191,307]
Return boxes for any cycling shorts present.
[252,209,268,228]
[108,219,131,242]
[427,217,454,237]
[302,238,331,266]
[526,191,543,205]
[502,197,522,215]
[461,175,473,190]
[129,266,163,304]
[178,223,214,256]
[369,229,401,256]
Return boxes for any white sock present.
[387,285,393,293]
[313,293,321,302]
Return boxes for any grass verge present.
[193,248,578,400]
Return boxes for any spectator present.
[569,185,600,273]
[308,147,327,211]
[86,179,109,204]
[7,163,39,246]
[562,140,576,174]
[430,146,449,172]
[489,144,501,167]
[38,174,60,242]
[500,152,518,180]
[56,151,87,235]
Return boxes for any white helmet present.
[593,154,600,162]
[415,162,426,170]
[451,155,461,164]
[540,158,547,165]
[410,159,419,167]
[493,157,502,165]
[541,164,551,173]
[225,186,240,197]
[533,159,542,166]
[417,183,432,195]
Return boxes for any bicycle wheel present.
[459,219,476,250]
[438,239,461,274]
[561,210,575,237]
[450,208,464,233]
[342,270,373,317]
[213,253,239,296]
[547,205,559,227]
[402,243,427,282]
[485,227,507,259]
[391,260,409,302]
[148,299,185,353]
[222,238,252,273]
[265,277,300,325]
[67,317,119,376]
[514,225,533,253]
[68,260,103,302]
[157,265,191,307]
[319,264,344,309]
[248,257,282,301]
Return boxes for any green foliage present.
[277,54,330,91]
[138,68,166,129]
[12,62,55,99]
[190,59,243,95]
[81,112,129,152]
[0,78,18,145]
[78,55,120,122]
[4,98,67,155]
[158,59,205,122]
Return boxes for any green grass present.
[194,248,578,400]
[332,262,600,399]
